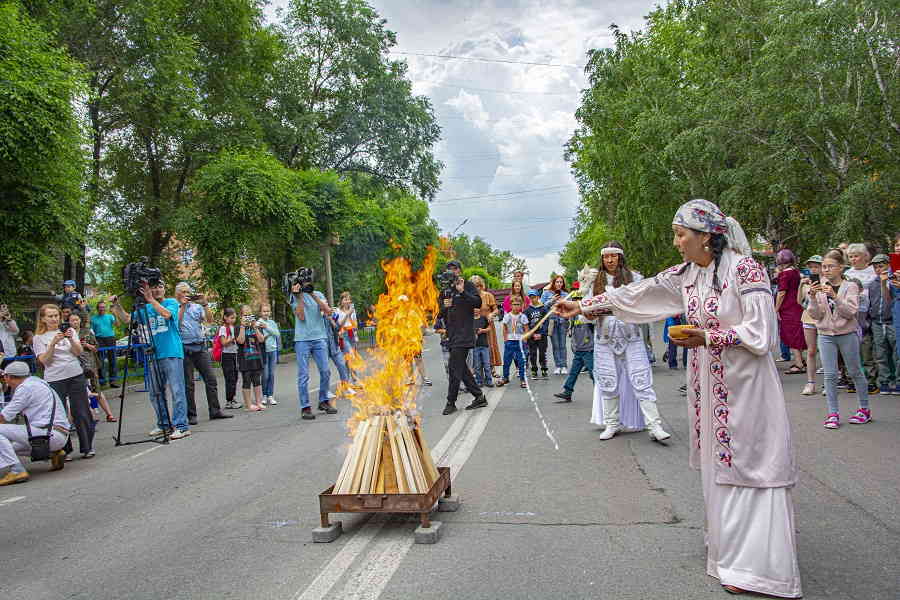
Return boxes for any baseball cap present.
[805,255,823,264]
[2,361,30,377]
[872,254,889,264]
[526,289,540,297]
[445,260,461,270]
[63,280,76,287]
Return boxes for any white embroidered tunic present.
[581,250,797,489]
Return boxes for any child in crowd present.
[17,330,36,374]
[218,308,240,409]
[56,279,88,314]
[471,308,493,387]
[498,297,528,388]
[259,303,280,405]
[434,313,450,375]
[663,314,689,369]
[236,305,266,412]
[554,316,594,403]
[524,290,549,379]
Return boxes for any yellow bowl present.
[668,324,694,340]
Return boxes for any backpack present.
[211,325,230,362]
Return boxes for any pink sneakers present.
[848,408,872,424]
[823,413,840,429]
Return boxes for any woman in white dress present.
[589,242,670,442]
[556,199,802,598]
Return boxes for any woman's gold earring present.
[704,245,710,251]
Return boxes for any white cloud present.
[267,0,660,278]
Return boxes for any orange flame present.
[345,247,439,433]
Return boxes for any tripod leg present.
[115,348,131,446]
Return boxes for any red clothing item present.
[776,268,806,350]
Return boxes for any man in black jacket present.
[439,260,488,415]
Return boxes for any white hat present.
[2,361,30,377]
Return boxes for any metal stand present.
[113,303,172,447]
[315,467,455,543]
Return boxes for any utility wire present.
[434,184,572,203]
[417,80,576,96]
[392,51,584,69]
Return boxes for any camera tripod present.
[113,300,173,446]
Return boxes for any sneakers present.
[599,424,621,440]
[553,367,561,375]
[520,379,527,388]
[836,377,849,389]
[423,378,432,387]
[148,427,172,437]
[648,423,671,442]
[823,413,840,429]
[879,387,893,395]
[170,429,191,440]
[0,471,29,486]
[442,402,457,415]
[801,382,815,396]
[867,383,879,395]
[553,391,572,403]
[465,395,488,411]
[318,403,338,415]
[260,397,268,406]
[82,449,96,458]
[496,377,509,387]
[541,368,549,379]
[225,400,241,409]
[561,366,568,375]
[848,408,871,424]
[301,407,316,420]
[269,396,278,405]
[530,368,538,379]
[815,367,824,374]
[327,391,337,399]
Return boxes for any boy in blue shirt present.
[523,290,549,379]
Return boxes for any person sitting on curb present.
[0,361,70,485]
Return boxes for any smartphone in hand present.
[809,273,820,285]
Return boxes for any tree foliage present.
[567,0,900,276]
[448,234,525,285]
[0,2,87,299]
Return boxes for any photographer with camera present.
[0,302,19,362]
[176,283,233,424]
[438,260,488,415]
[111,277,191,439]
[0,361,70,485]
[32,303,94,459]
[286,268,335,420]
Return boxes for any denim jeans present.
[562,350,594,393]
[667,341,688,368]
[871,322,897,389]
[295,339,330,409]
[147,357,189,431]
[327,334,350,383]
[818,332,869,415]
[261,350,278,397]
[549,317,568,368]
[503,340,525,379]
[471,346,492,385]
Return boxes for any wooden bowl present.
[668,324,694,340]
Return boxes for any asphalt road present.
[1,328,898,599]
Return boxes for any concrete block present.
[437,495,461,512]
[414,520,443,544]
[312,521,342,543]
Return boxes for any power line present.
[434,184,572,203]
[417,80,576,96]
[392,51,584,69]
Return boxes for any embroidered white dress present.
[580,250,802,598]
[589,272,661,431]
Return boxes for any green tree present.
[265,0,443,199]
[449,234,524,284]
[0,2,87,299]
[182,148,315,308]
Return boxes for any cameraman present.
[175,283,233,424]
[111,279,191,439]
[439,260,488,415]
[288,271,335,420]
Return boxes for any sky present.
[268,0,660,283]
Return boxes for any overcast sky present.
[269,0,660,282]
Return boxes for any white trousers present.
[0,424,67,469]
[592,340,662,429]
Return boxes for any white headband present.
[601,247,624,256]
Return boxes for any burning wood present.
[330,248,441,496]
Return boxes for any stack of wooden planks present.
[332,413,439,495]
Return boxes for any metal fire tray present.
[318,466,452,531]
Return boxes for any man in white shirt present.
[0,361,70,485]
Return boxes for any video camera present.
[436,270,459,300]
[123,258,162,304]
[283,267,315,295]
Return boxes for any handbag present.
[22,382,60,462]
[211,325,229,362]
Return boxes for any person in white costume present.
[588,242,670,442]
[556,199,802,598]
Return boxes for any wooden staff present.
[521,266,598,341]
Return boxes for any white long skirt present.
[701,435,802,597]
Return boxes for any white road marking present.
[0,496,25,506]
[293,387,505,600]
[124,445,163,461]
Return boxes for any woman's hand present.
[554,300,582,319]
[52,332,67,345]
[670,327,707,348]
